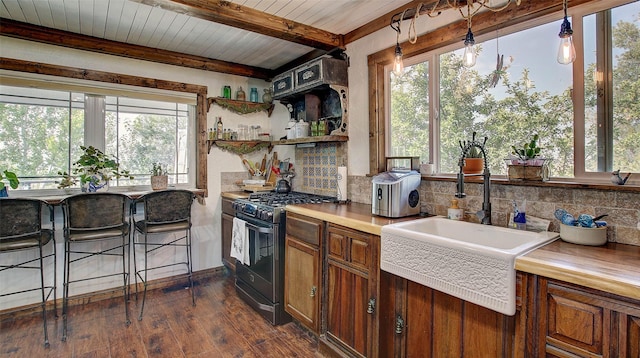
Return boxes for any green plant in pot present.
[150,162,168,191]
[510,134,544,164]
[0,169,19,197]
[507,134,549,180]
[57,146,133,192]
[462,145,484,174]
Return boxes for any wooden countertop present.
[285,202,640,301]
[285,202,423,236]
[516,240,640,300]
[221,191,250,200]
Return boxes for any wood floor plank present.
[1,271,321,358]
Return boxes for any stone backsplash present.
[349,176,640,246]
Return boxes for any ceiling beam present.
[0,18,273,80]
[132,0,343,51]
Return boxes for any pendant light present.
[462,26,477,67]
[557,0,576,64]
[393,42,404,75]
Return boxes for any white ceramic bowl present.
[559,223,607,246]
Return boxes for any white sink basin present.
[381,217,558,315]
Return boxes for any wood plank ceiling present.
[0,0,419,79]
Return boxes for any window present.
[582,5,640,174]
[386,0,638,181]
[0,84,193,189]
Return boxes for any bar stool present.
[0,198,56,347]
[60,192,130,341]
[132,189,196,320]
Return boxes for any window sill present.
[421,175,640,193]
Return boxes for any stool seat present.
[0,230,53,251]
[67,224,129,241]
[135,220,190,234]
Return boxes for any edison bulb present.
[463,43,477,68]
[557,35,576,64]
[393,43,404,75]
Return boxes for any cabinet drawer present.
[222,197,235,215]
[286,213,323,247]
[295,60,323,90]
[272,71,294,98]
[327,224,372,271]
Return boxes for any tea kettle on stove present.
[275,178,291,193]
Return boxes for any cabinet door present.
[284,213,323,333]
[538,278,640,358]
[325,224,378,358]
[285,236,320,331]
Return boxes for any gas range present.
[232,192,336,223]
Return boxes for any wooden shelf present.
[207,97,274,117]
[271,135,348,146]
[208,135,348,155]
[207,140,272,154]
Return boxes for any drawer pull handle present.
[367,298,376,314]
[395,315,404,334]
[310,286,317,297]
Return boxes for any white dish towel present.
[231,217,250,266]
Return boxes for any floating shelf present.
[207,135,348,155]
[207,140,272,154]
[207,97,274,117]
[271,135,348,146]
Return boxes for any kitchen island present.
[284,202,640,358]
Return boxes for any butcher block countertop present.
[221,191,250,200]
[516,240,640,300]
[285,202,422,236]
[285,202,640,301]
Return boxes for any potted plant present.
[57,145,133,192]
[507,134,549,181]
[462,146,484,174]
[0,169,19,197]
[150,162,168,190]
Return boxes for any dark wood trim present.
[132,0,343,51]
[367,0,598,175]
[0,18,272,80]
[0,58,209,193]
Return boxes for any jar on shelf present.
[237,124,248,140]
[222,86,231,99]
[262,88,273,104]
[236,87,246,101]
[250,87,259,102]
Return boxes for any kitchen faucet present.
[455,132,492,225]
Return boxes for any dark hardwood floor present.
[0,271,321,357]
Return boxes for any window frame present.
[0,59,208,194]
[369,0,636,185]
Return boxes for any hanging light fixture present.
[557,0,576,64]
[390,1,521,69]
[393,41,404,75]
[462,18,477,67]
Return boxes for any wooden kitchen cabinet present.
[321,224,379,358]
[379,270,516,357]
[284,212,324,333]
[221,197,236,272]
[531,276,640,358]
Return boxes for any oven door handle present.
[244,221,274,234]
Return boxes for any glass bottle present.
[250,87,259,102]
[223,86,231,99]
[216,117,223,139]
[236,87,246,101]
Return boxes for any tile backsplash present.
[349,176,640,246]
[293,142,346,196]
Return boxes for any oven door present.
[235,213,278,302]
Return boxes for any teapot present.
[611,170,631,185]
[275,178,291,193]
